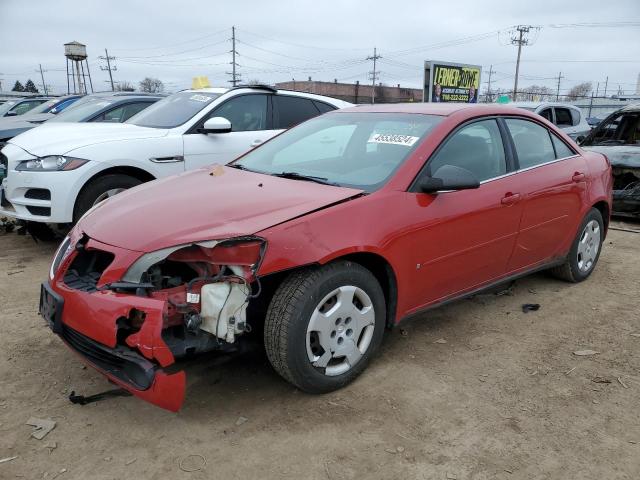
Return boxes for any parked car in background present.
[0,97,53,117]
[0,85,350,224]
[0,95,83,143]
[40,103,611,411]
[581,103,640,217]
[511,102,591,141]
[586,116,603,127]
[0,94,162,184]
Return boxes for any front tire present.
[264,261,386,393]
[73,174,142,222]
[550,208,604,282]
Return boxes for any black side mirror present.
[576,135,585,144]
[419,165,480,194]
[5,111,17,117]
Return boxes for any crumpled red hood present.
[80,166,363,252]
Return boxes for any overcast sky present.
[1,0,639,96]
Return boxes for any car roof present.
[509,101,579,109]
[180,85,351,107]
[620,103,640,112]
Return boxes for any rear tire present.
[264,261,385,393]
[550,208,604,282]
[73,174,142,223]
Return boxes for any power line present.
[367,47,382,104]
[510,25,540,100]
[227,26,241,86]
[99,49,117,91]
[111,27,230,52]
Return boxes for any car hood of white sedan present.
[8,122,169,157]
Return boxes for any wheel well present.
[85,166,156,185]
[248,253,399,332]
[592,201,610,232]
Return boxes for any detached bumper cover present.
[41,238,187,411]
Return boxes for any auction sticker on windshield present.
[368,133,419,146]
[190,95,212,103]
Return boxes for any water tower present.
[65,41,93,94]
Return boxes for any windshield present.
[48,99,114,123]
[26,99,58,114]
[232,112,442,191]
[0,101,18,116]
[582,111,640,146]
[127,91,220,128]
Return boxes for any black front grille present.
[26,205,51,216]
[25,188,51,200]
[63,249,115,292]
[61,325,156,390]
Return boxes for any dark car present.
[581,104,640,217]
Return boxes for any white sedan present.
[0,85,350,224]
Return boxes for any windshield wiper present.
[272,171,338,186]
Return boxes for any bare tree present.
[139,77,164,93]
[115,81,135,92]
[565,82,592,101]
[516,84,554,101]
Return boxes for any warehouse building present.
[275,79,423,104]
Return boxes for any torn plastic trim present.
[121,236,266,284]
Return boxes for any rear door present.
[183,93,275,169]
[504,118,588,272]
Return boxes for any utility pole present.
[510,25,537,101]
[367,47,381,104]
[555,71,564,101]
[38,64,48,95]
[603,76,609,98]
[485,64,494,103]
[99,49,117,91]
[227,26,241,86]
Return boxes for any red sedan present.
[41,103,612,411]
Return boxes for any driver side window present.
[428,119,507,182]
[210,94,268,132]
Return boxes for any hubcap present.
[577,219,600,273]
[306,285,375,376]
[93,188,126,206]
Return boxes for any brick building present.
[275,79,423,104]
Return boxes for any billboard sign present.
[423,61,482,103]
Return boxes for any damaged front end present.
[42,233,265,411]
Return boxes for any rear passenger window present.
[554,108,573,127]
[313,101,335,114]
[428,119,506,182]
[551,134,575,159]
[505,118,556,169]
[274,96,320,129]
[539,108,552,122]
[121,102,151,121]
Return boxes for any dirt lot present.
[0,222,638,480]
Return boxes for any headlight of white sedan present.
[16,155,88,172]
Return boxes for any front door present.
[401,118,524,310]
[183,93,279,170]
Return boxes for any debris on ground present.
[400,328,408,337]
[565,367,577,375]
[178,454,206,472]
[618,377,629,389]
[446,473,458,479]
[521,303,540,313]
[125,458,137,466]
[434,338,447,344]
[592,376,611,384]
[26,417,56,440]
[573,350,600,356]
[44,442,57,454]
[630,333,640,338]
[0,456,18,464]
[68,388,132,405]
[235,416,248,426]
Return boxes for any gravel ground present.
[0,221,638,480]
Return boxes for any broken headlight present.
[50,235,73,279]
[121,237,266,284]
[16,155,88,172]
